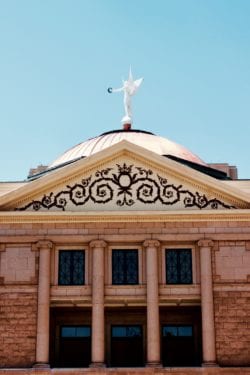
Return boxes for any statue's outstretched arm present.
[110,87,124,93]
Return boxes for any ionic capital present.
[33,240,53,251]
[198,239,214,248]
[89,240,107,249]
[143,240,161,249]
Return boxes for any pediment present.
[0,141,249,212]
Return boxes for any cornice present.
[1,209,250,224]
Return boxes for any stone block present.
[214,290,250,366]
[0,287,37,367]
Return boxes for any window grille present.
[112,249,138,285]
[59,250,85,285]
[166,249,192,284]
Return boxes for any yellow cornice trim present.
[1,209,250,223]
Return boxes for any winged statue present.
[108,68,143,124]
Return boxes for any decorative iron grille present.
[112,249,138,285]
[59,250,85,285]
[166,249,192,284]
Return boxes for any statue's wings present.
[130,78,143,95]
[134,78,143,89]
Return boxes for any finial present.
[107,68,143,127]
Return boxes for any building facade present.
[0,128,249,374]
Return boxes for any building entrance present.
[106,307,146,367]
[162,325,196,366]
[50,307,91,368]
[160,306,202,367]
[110,325,143,367]
[58,326,91,367]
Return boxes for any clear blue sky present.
[0,0,249,181]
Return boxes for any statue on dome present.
[108,67,143,125]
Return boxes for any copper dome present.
[49,129,206,169]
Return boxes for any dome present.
[49,129,206,169]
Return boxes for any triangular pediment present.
[0,141,249,212]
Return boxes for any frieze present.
[16,163,234,211]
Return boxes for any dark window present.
[112,325,142,337]
[166,249,192,284]
[61,326,91,338]
[112,250,138,285]
[162,325,193,337]
[59,250,85,285]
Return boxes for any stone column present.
[34,240,53,368]
[198,239,217,366]
[144,240,161,367]
[90,240,107,367]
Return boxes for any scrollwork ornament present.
[137,181,159,204]
[117,196,134,206]
[160,184,180,205]
[32,201,42,211]
[42,193,53,208]
[54,192,68,210]
[70,184,89,205]
[183,193,196,207]
[196,193,208,208]
[17,163,235,211]
[81,176,91,187]
[210,200,219,209]
[95,167,113,178]
[90,181,114,203]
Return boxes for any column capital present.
[33,240,53,251]
[198,239,214,248]
[89,240,107,249]
[143,239,161,248]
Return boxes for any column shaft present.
[90,240,106,367]
[34,241,52,367]
[199,239,217,365]
[144,240,161,366]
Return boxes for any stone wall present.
[0,287,37,367]
[214,290,250,366]
[212,240,250,366]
